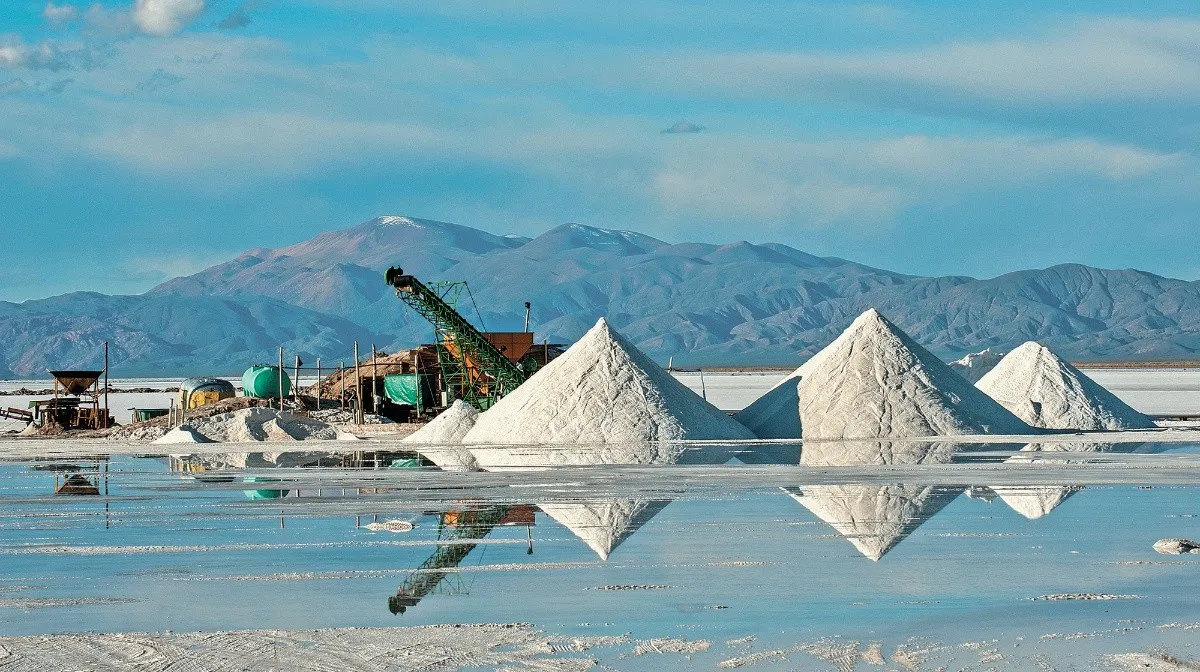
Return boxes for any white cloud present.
[43,2,80,29]
[132,0,206,37]
[647,18,1200,106]
[0,35,103,71]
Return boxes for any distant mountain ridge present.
[2,215,1200,377]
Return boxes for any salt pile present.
[976,342,1156,431]
[538,499,669,560]
[798,309,1032,439]
[785,441,961,561]
[462,318,753,445]
[185,408,337,443]
[948,348,1006,383]
[734,375,802,439]
[153,424,211,445]
[402,400,479,470]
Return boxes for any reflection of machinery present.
[29,371,112,430]
[385,267,559,410]
[179,377,236,410]
[389,505,536,614]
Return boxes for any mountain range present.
[3,214,1200,377]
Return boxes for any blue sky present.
[2,0,1199,300]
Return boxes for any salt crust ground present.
[797,309,1033,439]
[402,399,479,469]
[0,624,601,671]
[977,341,1157,431]
[463,317,752,449]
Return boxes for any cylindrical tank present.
[178,377,236,410]
[241,365,291,399]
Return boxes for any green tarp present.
[384,374,432,409]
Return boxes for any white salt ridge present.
[463,318,753,446]
[402,400,480,470]
[153,424,211,445]
[949,348,1006,384]
[734,374,801,439]
[798,309,1033,439]
[538,499,669,560]
[185,408,336,443]
[977,342,1157,431]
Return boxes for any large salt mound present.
[976,342,1156,431]
[948,348,1006,384]
[462,318,754,445]
[798,309,1033,439]
[734,375,802,439]
[402,400,480,470]
[186,408,337,443]
[538,499,669,560]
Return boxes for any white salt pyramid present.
[798,309,1033,439]
[993,485,1080,520]
[948,348,1006,383]
[786,441,960,560]
[403,400,480,470]
[734,374,802,439]
[538,499,669,560]
[976,342,1156,431]
[462,318,754,445]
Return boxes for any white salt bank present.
[976,342,1156,431]
[949,348,1006,383]
[798,309,1032,439]
[153,424,211,445]
[402,400,480,470]
[463,318,753,446]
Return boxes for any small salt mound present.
[993,485,1080,520]
[948,348,1006,384]
[402,400,480,470]
[798,309,1033,439]
[463,318,753,445]
[187,408,336,443]
[537,499,669,560]
[153,424,211,445]
[734,375,801,439]
[976,342,1156,431]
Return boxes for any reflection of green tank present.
[242,366,291,399]
[242,476,289,499]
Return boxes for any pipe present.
[524,302,531,333]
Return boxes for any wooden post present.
[371,344,379,416]
[293,355,301,405]
[103,341,109,429]
[339,362,345,411]
[277,346,285,410]
[316,358,322,410]
[353,342,362,424]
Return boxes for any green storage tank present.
[242,365,291,399]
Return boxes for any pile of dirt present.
[107,397,272,442]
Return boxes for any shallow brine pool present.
[2,441,1200,671]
